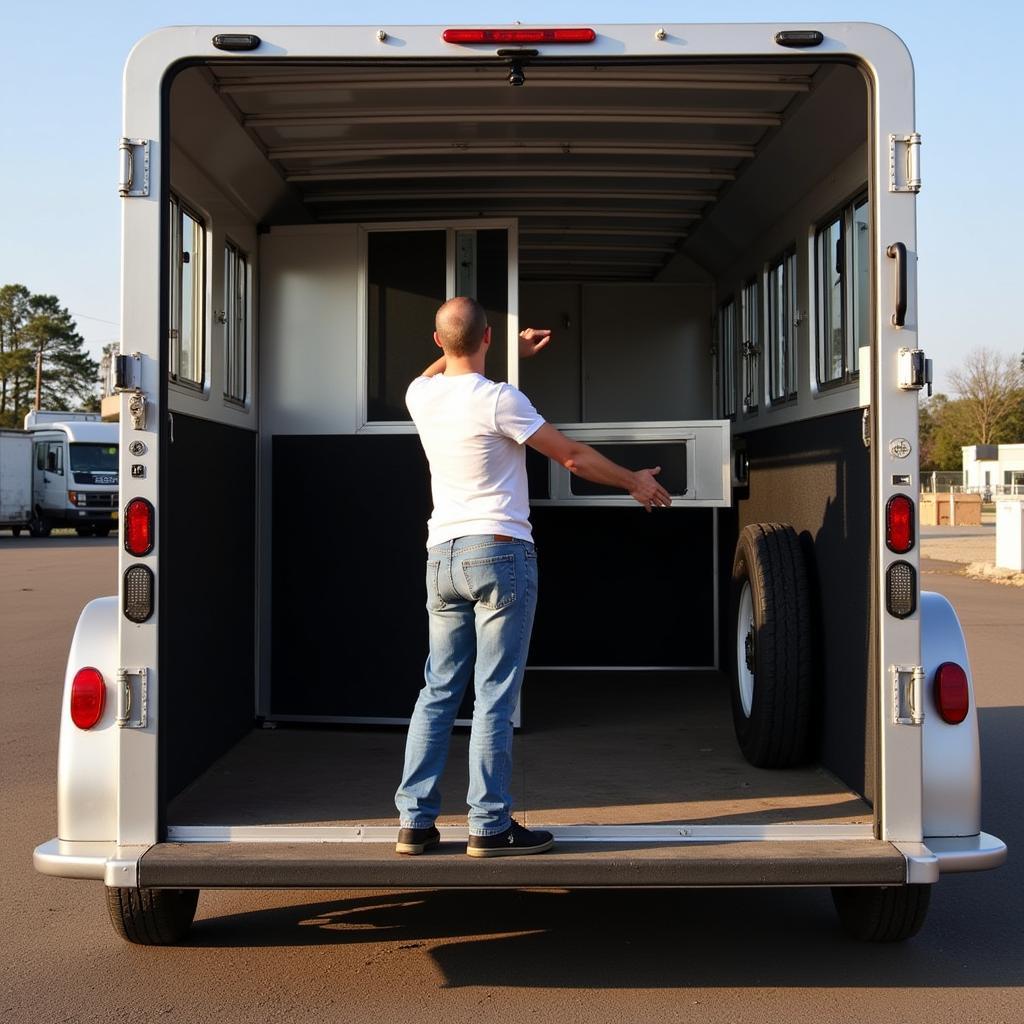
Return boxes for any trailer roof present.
[192,59,828,281]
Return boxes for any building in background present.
[962,444,1024,498]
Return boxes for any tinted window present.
[69,444,118,473]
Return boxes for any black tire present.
[729,522,812,767]
[831,884,931,942]
[11,527,21,537]
[28,513,51,538]
[93,526,112,538]
[105,886,199,945]
[76,526,95,537]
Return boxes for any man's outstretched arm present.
[526,423,672,512]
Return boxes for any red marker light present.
[124,497,154,557]
[442,28,596,44]
[934,662,970,724]
[71,668,106,729]
[886,494,915,553]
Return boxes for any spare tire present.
[729,522,812,767]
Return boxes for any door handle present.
[886,242,907,328]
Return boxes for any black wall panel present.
[724,408,871,798]
[162,414,257,800]
[271,435,716,719]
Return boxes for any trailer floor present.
[167,672,872,829]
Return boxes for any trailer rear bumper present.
[36,832,1006,888]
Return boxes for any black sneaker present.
[395,825,440,855]
[466,820,554,858]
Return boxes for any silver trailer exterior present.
[33,22,1005,944]
[0,430,32,533]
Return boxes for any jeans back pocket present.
[462,553,517,610]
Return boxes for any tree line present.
[920,347,1024,471]
[0,284,99,428]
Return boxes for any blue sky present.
[2,0,1021,393]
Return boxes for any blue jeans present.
[396,535,539,836]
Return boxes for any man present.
[395,296,671,857]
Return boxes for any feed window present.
[815,194,869,388]
[168,194,206,389]
[223,241,248,404]
[768,251,798,403]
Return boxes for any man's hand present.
[519,328,552,359]
[628,467,673,512]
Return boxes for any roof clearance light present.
[443,28,596,44]
[71,667,106,729]
[886,494,915,553]
[934,662,970,724]
[124,497,154,557]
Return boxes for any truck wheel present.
[729,523,812,767]
[28,514,51,538]
[76,526,96,537]
[93,526,112,538]
[11,527,21,537]
[105,886,199,945]
[831,884,931,942]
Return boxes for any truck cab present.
[27,421,119,536]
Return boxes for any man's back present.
[406,372,544,548]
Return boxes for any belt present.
[493,534,514,542]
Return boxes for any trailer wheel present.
[105,886,199,945]
[831,884,931,942]
[729,523,812,767]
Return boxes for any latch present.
[113,352,147,430]
[888,132,922,193]
[897,347,933,397]
[118,138,151,198]
[115,668,149,729]
[893,664,925,726]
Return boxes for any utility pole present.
[34,350,43,411]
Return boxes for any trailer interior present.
[160,53,875,842]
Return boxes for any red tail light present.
[934,662,970,724]
[71,667,106,729]
[886,494,915,553]
[124,497,154,556]
[443,28,596,44]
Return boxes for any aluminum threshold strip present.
[166,823,876,844]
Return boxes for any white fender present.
[57,597,119,841]
[920,591,981,838]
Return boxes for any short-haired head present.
[435,296,488,357]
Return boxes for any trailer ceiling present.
[202,60,824,281]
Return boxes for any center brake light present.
[442,28,596,44]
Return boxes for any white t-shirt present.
[406,373,545,548]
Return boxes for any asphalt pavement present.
[1,536,1021,1024]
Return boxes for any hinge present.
[115,668,149,729]
[892,664,925,726]
[897,347,933,397]
[888,132,922,193]
[118,138,150,198]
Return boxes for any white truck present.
[33,21,1006,945]
[0,429,33,535]
[24,418,119,537]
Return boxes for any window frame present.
[716,298,737,420]
[739,277,761,414]
[767,248,799,405]
[223,238,249,406]
[814,191,869,392]
[168,192,207,392]
[355,218,519,433]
